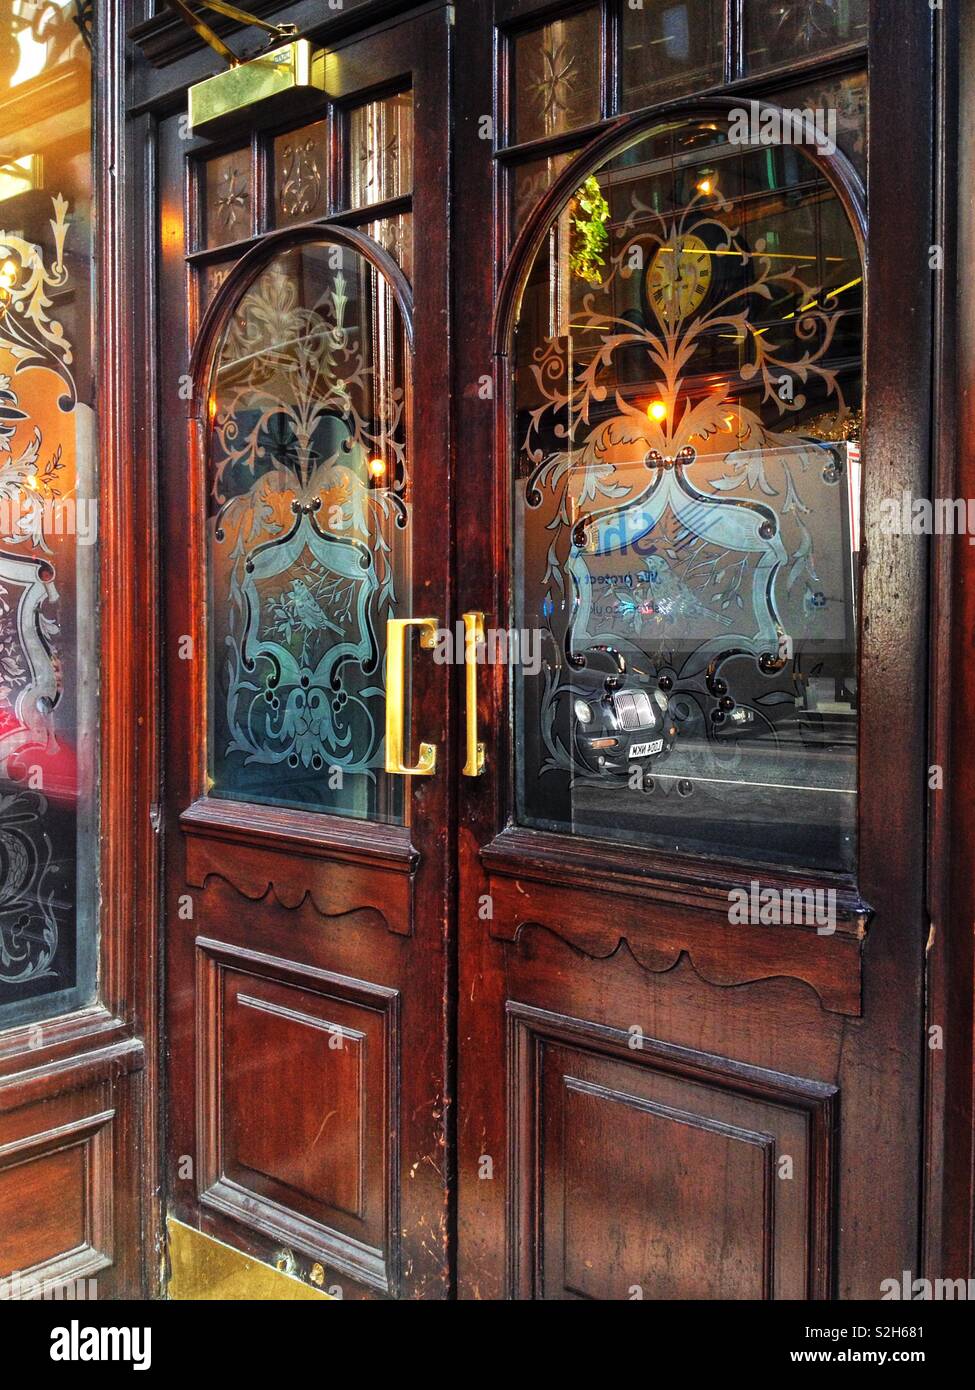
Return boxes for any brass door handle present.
[385,617,438,776]
[463,611,486,777]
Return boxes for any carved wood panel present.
[508,1003,837,1300]
[485,853,864,1017]
[0,1085,117,1295]
[196,936,399,1294]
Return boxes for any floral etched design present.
[518,167,860,785]
[529,38,577,128]
[0,195,78,987]
[277,134,325,222]
[208,248,409,799]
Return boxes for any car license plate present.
[629,739,663,758]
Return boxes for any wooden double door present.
[157,1,929,1299]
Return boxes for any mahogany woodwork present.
[0,0,156,1297]
[0,1040,145,1296]
[924,0,975,1281]
[453,0,935,1301]
[112,0,974,1300]
[153,5,453,1299]
[195,937,400,1293]
[507,1002,837,1299]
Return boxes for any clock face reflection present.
[646,234,713,325]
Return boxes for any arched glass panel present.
[205,239,410,822]
[511,118,863,871]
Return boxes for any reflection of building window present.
[661,5,691,62]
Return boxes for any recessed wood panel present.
[196,938,399,1293]
[227,987,365,1219]
[558,1078,772,1300]
[509,1004,837,1300]
[0,1146,89,1274]
[0,1104,115,1290]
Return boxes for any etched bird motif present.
[287,579,343,638]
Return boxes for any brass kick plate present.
[187,39,325,138]
[166,1218,331,1300]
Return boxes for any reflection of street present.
[564,733,857,868]
[654,731,855,793]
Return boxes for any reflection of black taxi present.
[571,647,678,776]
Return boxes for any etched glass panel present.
[744,0,868,73]
[203,148,252,249]
[511,153,574,243]
[772,70,867,179]
[273,120,328,227]
[200,261,234,314]
[205,241,411,820]
[367,214,413,281]
[0,0,98,1027]
[348,92,413,209]
[512,8,601,145]
[621,0,724,109]
[511,118,864,870]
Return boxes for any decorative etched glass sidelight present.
[0,1,99,1028]
[204,240,411,821]
[273,121,328,228]
[511,118,863,870]
[348,92,413,208]
[204,147,252,249]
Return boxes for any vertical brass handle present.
[385,617,439,776]
[463,611,486,777]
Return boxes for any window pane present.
[744,0,868,74]
[367,214,413,281]
[511,118,864,871]
[205,242,411,821]
[511,153,574,243]
[621,1,724,109]
[512,8,601,145]
[0,1,98,1028]
[203,148,251,249]
[348,92,413,209]
[199,261,234,314]
[772,70,867,179]
[273,120,328,227]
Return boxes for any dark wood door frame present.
[118,0,975,1296]
[925,0,975,1284]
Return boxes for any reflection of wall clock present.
[646,234,713,325]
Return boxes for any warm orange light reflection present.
[368,457,387,478]
[647,401,667,423]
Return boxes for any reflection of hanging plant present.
[569,176,610,284]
